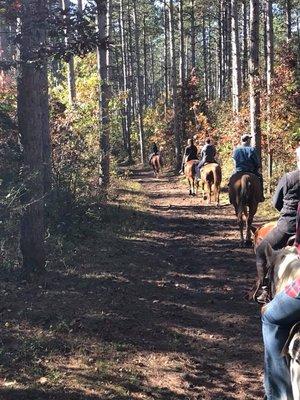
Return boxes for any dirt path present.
[0,167,264,400]
[122,168,264,400]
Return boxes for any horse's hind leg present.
[188,178,192,195]
[245,205,258,245]
[235,207,244,245]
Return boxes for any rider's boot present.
[256,286,269,304]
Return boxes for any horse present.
[264,244,300,399]
[150,154,163,177]
[200,163,222,205]
[229,172,261,246]
[252,221,277,251]
[184,160,198,196]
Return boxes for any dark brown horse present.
[150,154,163,177]
[184,160,198,195]
[229,172,261,246]
[200,163,222,205]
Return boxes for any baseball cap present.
[241,134,252,142]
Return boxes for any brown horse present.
[200,163,222,205]
[150,154,163,177]
[229,172,261,246]
[252,221,276,251]
[184,160,198,196]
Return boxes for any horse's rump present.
[185,160,198,177]
[230,172,260,208]
[253,221,277,250]
[202,163,221,182]
[150,154,163,175]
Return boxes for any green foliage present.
[0,86,21,268]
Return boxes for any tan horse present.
[150,154,163,177]
[229,172,261,246]
[200,163,222,205]
[184,160,198,196]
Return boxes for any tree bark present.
[96,0,111,188]
[242,0,248,85]
[169,0,181,169]
[249,0,262,163]
[164,0,169,115]
[179,0,185,140]
[231,0,242,113]
[18,0,50,273]
[120,0,132,162]
[190,0,196,69]
[61,0,76,105]
[286,0,292,41]
[133,0,145,164]
[218,0,225,100]
[202,15,208,100]
[265,0,274,193]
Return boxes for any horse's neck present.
[275,256,300,295]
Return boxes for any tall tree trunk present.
[249,0,262,162]
[62,0,76,105]
[143,15,148,108]
[169,0,181,169]
[120,0,132,162]
[96,0,111,188]
[218,0,225,100]
[190,0,196,69]
[286,0,292,41]
[242,0,248,85]
[164,0,169,115]
[265,0,274,193]
[231,0,242,113]
[18,0,50,273]
[127,2,136,122]
[133,0,145,164]
[78,0,82,11]
[202,15,208,100]
[179,0,185,141]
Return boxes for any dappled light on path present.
[0,168,264,399]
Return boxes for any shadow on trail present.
[0,169,263,399]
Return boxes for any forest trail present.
[0,167,265,400]
[112,167,264,400]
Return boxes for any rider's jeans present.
[262,289,300,399]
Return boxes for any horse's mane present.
[274,247,300,294]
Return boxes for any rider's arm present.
[272,175,286,211]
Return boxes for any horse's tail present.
[239,175,251,213]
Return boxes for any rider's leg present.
[255,227,292,303]
[195,160,204,179]
[262,289,300,399]
[255,172,265,202]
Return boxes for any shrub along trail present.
[0,167,265,400]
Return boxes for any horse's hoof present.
[192,193,196,197]
[244,240,253,248]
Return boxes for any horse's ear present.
[265,243,275,266]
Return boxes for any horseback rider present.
[261,207,300,400]
[195,137,217,179]
[229,134,264,203]
[149,142,159,164]
[255,147,300,303]
[179,138,198,174]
